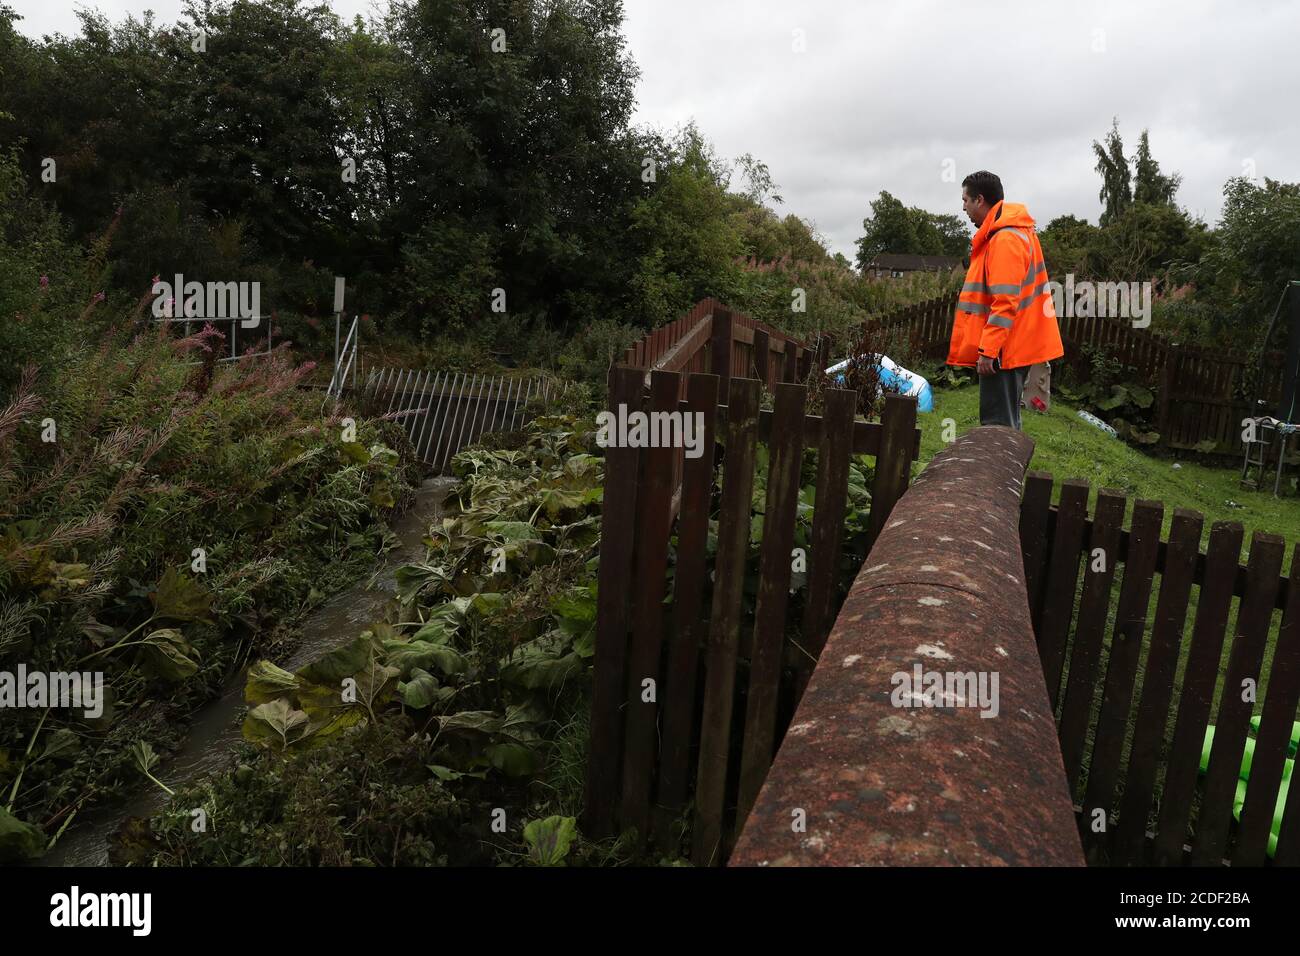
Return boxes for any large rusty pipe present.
[730,426,1084,866]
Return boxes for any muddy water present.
[40,476,456,867]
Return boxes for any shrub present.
[0,324,417,858]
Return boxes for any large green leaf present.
[486,742,541,777]
[410,619,456,644]
[139,628,201,682]
[130,739,162,775]
[1096,385,1129,411]
[551,588,596,627]
[563,453,601,477]
[0,807,46,862]
[500,633,583,690]
[245,660,302,705]
[399,668,452,709]
[150,567,214,623]
[533,486,588,520]
[297,633,383,687]
[40,728,81,763]
[244,699,312,750]
[483,520,541,542]
[340,441,371,464]
[523,816,577,866]
[369,482,396,509]
[1127,383,1155,409]
[383,638,467,678]
[469,592,506,618]
[435,710,507,738]
[394,563,455,603]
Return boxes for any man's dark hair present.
[962,170,1004,206]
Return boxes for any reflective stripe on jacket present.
[947,199,1065,369]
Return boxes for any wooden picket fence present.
[359,367,558,471]
[867,290,1291,454]
[1020,474,1300,865]
[584,365,921,865]
[620,299,833,506]
[623,297,826,390]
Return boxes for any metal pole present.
[443,374,476,471]
[386,369,408,416]
[511,378,534,432]
[405,371,428,446]
[447,374,478,470]
[487,374,508,437]
[414,372,445,464]
[430,372,464,472]
[333,311,341,389]
[463,374,491,452]
[500,377,518,434]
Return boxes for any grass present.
[918,379,1300,567]
[914,378,1300,859]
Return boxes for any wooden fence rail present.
[623,297,822,390]
[585,366,920,864]
[1020,472,1300,865]
[621,299,832,512]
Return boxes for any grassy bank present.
[920,377,1300,561]
[0,327,419,862]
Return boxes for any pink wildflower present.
[39,275,49,288]
[93,291,106,303]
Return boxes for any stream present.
[39,476,456,867]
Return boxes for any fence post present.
[1157,352,1172,443]
[783,339,799,384]
[753,328,770,387]
[584,365,645,838]
[815,335,830,375]
[865,393,918,551]
[711,307,733,395]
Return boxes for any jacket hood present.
[972,200,1036,252]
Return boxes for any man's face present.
[962,187,988,227]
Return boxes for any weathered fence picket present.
[585,365,921,865]
[1023,476,1300,866]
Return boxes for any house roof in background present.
[864,253,964,271]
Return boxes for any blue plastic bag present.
[825,354,934,413]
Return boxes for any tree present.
[1131,130,1181,206]
[855,191,917,268]
[1194,177,1300,332]
[734,153,783,207]
[854,191,968,268]
[1092,118,1132,227]
[1039,214,1100,277]
[914,212,970,257]
[627,124,744,326]
[394,0,646,334]
[857,192,972,269]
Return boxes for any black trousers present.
[979,362,1030,429]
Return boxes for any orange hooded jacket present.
[947,200,1064,369]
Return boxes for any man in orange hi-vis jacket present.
[948,171,1064,429]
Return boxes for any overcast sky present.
[10,0,1299,260]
